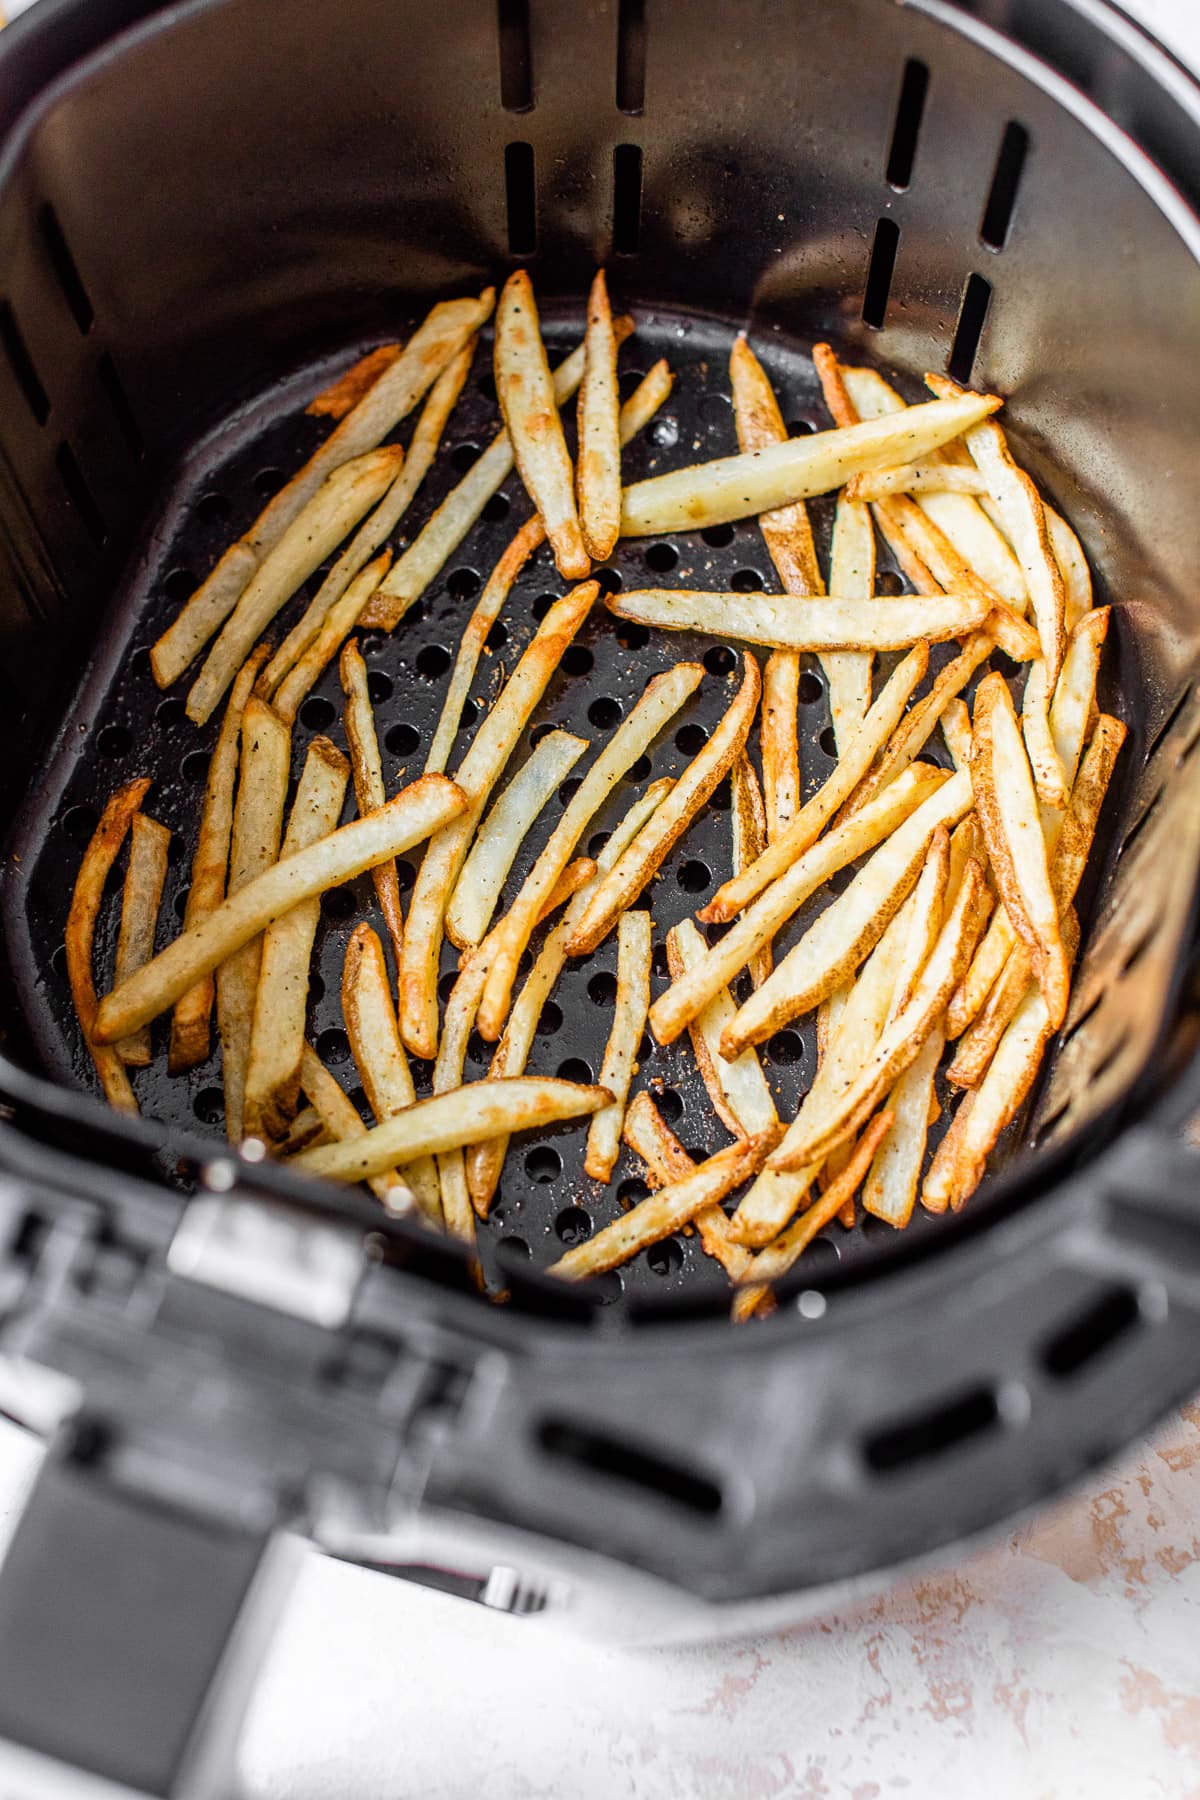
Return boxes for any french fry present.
[1019,656,1068,812]
[622,1091,756,1283]
[399,582,597,1059]
[1045,506,1093,632]
[619,391,1003,536]
[112,813,171,1067]
[1050,607,1109,793]
[150,543,259,693]
[95,773,465,1046]
[720,770,973,1056]
[446,729,587,949]
[432,950,494,1258]
[871,492,1038,662]
[271,550,392,723]
[566,655,760,955]
[651,764,947,1047]
[342,924,441,1225]
[760,654,801,841]
[825,492,876,755]
[838,633,992,821]
[216,699,291,1142]
[278,1105,330,1156]
[606,588,992,652]
[547,1135,771,1281]
[185,446,405,725]
[243,736,350,1143]
[169,646,270,1072]
[585,909,653,1180]
[298,1043,412,1210]
[940,697,973,774]
[884,826,950,1021]
[495,270,589,579]
[65,778,151,1113]
[294,1076,610,1186]
[478,662,702,1041]
[577,269,621,562]
[863,1033,943,1228]
[847,463,988,501]
[666,919,777,1140]
[920,1089,976,1215]
[306,343,404,419]
[730,753,772,986]
[339,639,406,970]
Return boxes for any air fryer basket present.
[1,0,1200,1782]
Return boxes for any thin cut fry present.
[872,491,1038,662]
[1046,507,1093,632]
[340,639,405,971]
[307,344,403,420]
[606,588,992,651]
[495,270,589,579]
[730,753,772,986]
[825,492,876,755]
[585,909,653,1180]
[863,1033,943,1227]
[66,778,151,1113]
[577,269,621,562]
[113,813,171,1066]
[96,773,465,1045]
[150,543,259,693]
[760,654,801,841]
[940,697,973,774]
[839,633,992,821]
[278,1106,330,1156]
[666,920,777,1140]
[298,1043,411,1209]
[432,950,494,1258]
[272,550,391,723]
[622,1091,755,1284]
[1020,656,1068,812]
[847,463,988,500]
[885,826,950,1022]
[243,736,350,1143]
[566,655,760,955]
[920,1090,976,1215]
[169,646,270,1072]
[1050,607,1109,794]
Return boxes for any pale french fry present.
[446,729,587,949]
[666,919,778,1140]
[465,780,673,1215]
[871,491,1037,662]
[940,697,973,774]
[847,463,988,501]
[884,826,950,1022]
[186,446,405,725]
[825,492,876,755]
[606,588,992,651]
[577,269,621,561]
[566,655,760,955]
[432,950,495,1257]
[760,655,801,840]
[339,639,405,970]
[272,550,392,724]
[619,391,1003,536]
[585,909,652,1180]
[1045,506,1093,632]
[863,1033,943,1228]
[839,633,992,821]
[918,490,1028,614]
[702,643,929,920]
[306,343,403,419]
[651,764,947,1047]
[113,813,171,1067]
[294,1076,610,1186]
[622,1091,755,1283]
[399,582,597,1059]
[730,753,772,986]
[66,779,151,1113]
[342,924,441,1225]
[731,1112,893,1321]
[720,770,973,1056]
[215,699,291,1142]
[298,1043,412,1209]
[1050,607,1109,794]
[243,736,350,1143]
[495,270,589,579]
[547,1136,771,1281]
[920,1090,976,1215]
[278,1105,330,1156]
[1020,656,1068,812]
[946,906,1015,1042]
[478,662,702,1041]
[540,857,598,917]
[96,773,464,1045]
[169,646,270,1072]
[150,543,259,692]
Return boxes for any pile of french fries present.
[65,265,1123,1321]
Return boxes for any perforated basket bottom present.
[4,303,1100,1313]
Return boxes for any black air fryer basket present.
[1,0,1200,1789]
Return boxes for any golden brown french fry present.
[825,492,876,755]
[606,588,992,651]
[243,736,350,1143]
[1020,656,1068,812]
[720,771,973,1056]
[839,633,992,821]
[150,544,259,693]
[399,582,597,1059]
[477,662,702,1041]
[760,655,801,841]
[278,1105,330,1156]
[940,697,973,774]
[169,646,270,1073]
[863,1034,942,1228]
[307,344,403,420]
[920,1090,976,1215]
[730,753,772,987]
[446,729,587,949]
[666,920,777,1140]
[1050,607,1109,792]
[651,764,946,1047]
[96,773,464,1046]
[946,907,1015,1042]
[547,1135,771,1281]
[432,949,495,1258]
[619,391,1003,536]
[294,1076,610,1186]
[885,826,950,1022]
[566,655,760,955]
[216,699,291,1142]
[576,269,621,562]
[847,463,989,500]
[342,924,441,1225]
[339,639,405,971]
[622,1091,756,1284]
[585,909,652,1180]
[66,779,151,1113]
[298,1043,412,1210]
[272,550,392,724]
[113,813,171,1067]
[495,270,589,579]
[1045,507,1093,632]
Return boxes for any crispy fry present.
[940,696,973,774]
[825,492,876,754]
[399,582,597,1058]
[847,463,988,500]
[622,1091,755,1283]
[863,1033,943,1227]
[759,654,801,841]
[342,924,441,1225]
[619,391,1002,536]
[730,753,772,986]
[840,633,992,820]
[446,729,587,949]
[96,773,464,1045]
[567,655,760,955]
[298,1043,412,1209]
[1020,656,1068,812]
[1045,506,1093,632]
[666,919,777,1140]
[577,269,621,561]
[606,588,992,651]
[1050,607,1109,796]
[66,778,151,1113]
[278,1105,330,1156]
[150,543,259,692]
[272,550,391,723]
[478,662,702,1041]
[216,699,291,1142]
[885,826,950,1022]
[113,813,171,1066]
[432,950,495,1257]
[920,1090,976,1215]
[243,736,350,1143]
[585,909,653,1180]
[871,491,1037,660]
[306,343,403,420]
[339,639,405,970]
[495,270,589,579]
[294,1076,610,1186]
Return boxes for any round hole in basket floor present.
[819,725,838,757]
[181,750,210,784]
[320,886,357,921]
[532,593,559,622]
[651,943,670,979]
[395,858,416,892]
[367,670,393,704]
[529,720,558,750]
[675,722,708,756]
[563,645,594,677]
[437,970,458,1004]
[481,491,510,524]
[703,644,736,677]
[254,466,284,498]
[299,696,336,732]
[877,570,905,597]
[588,971,618,1006]
[466,1030,489,1065]
[646,1236,684,1276]
[193,1087,224,1125]
[50,944,68,980]
[677,858,711,893]
[173,886,190,919]
[594,568,623,597]
[497,1236,530,1263]
[559,777,582,806]
[195,491,231,526]
[657,1088,683,1123]
[308,972,326,1006]
[797,670,824,705]
[537,1002,563,1037]
[708,774,732,811]
[615,620,649,651]
[555,1206,592,1245]
[556,1057,593,1084]
[767,1029,805,1066]
[450,442,480,473]
[637,1031,654,1062]
[705,919,733,944]
[163,568,195,602]
[645,542,678,574]
[416,645,451,680]
[459,699,479,731]
[730,568,764,593]
[129,647,153,680]
[804,1236,841,1271]
[316,1027,350,1065]
[592,1271,624,1305]
[97,723,133,758]
[588,697,622,731]
[698,391,731,421]
[788,416,819,436]
[486,619,508,651]
[701,523,736,549]
[625,755,652,784]
[526,1145,562,1184]
[447,567,480,600]
[155,697,186,729]
[385,722,420,756]
[587,830,610,858]
[618,1178,650,1208]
